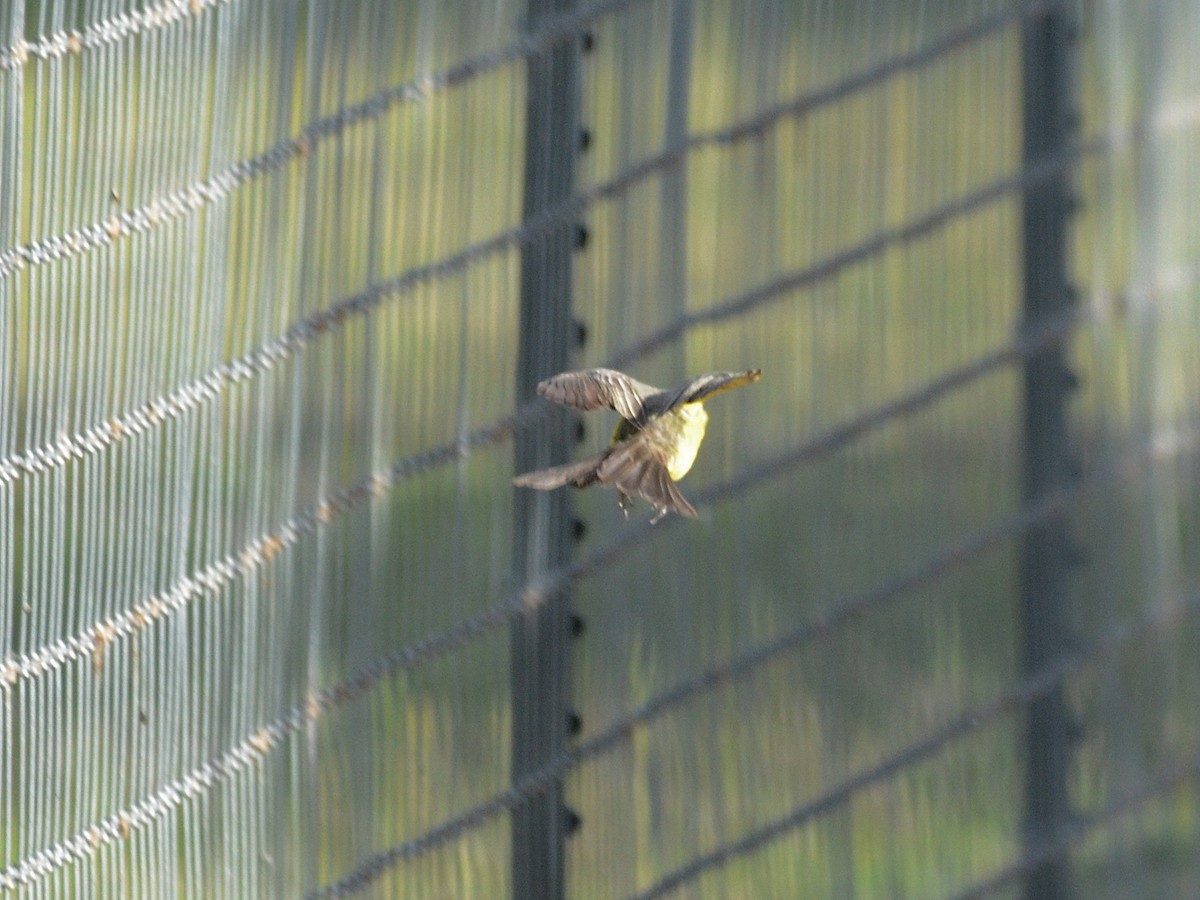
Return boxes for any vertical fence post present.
[511,2,580,898]
[1019,5,1081,898]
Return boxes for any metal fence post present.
[511,1,580,897]
[1019,5,1081,898]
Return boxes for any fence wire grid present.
[2,0,1199,898]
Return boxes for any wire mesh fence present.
[1,0,1198,897]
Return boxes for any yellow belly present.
[612,402,709,481]
[662,404,708,479]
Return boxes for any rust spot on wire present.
[92,624,114,675]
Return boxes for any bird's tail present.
[598,449,699,519]
[513,451,608,491]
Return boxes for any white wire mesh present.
[1,0,1198,897]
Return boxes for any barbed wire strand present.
[0,0,233,72]
[0,0,649,280]
[612,144,1069,368]
[0,402,537,690]
[629,585,1200,900]
[0,298,1096,891]
[1,2,1190,894]
[0,253,1186,720]
[948,757,1200,900]
[5,252,1198,894]
[0,0,1056,488]
[0,121,1120,494]
[24,242,1200,704]
[11,83,1168,690]
[304,420,1200,898]
[605,91,1199,366]
[6,322,1197,893]
[2,21,1190,897]
[0,283,1099,695]
[9,84,1191,498]
[0,0,1048,282]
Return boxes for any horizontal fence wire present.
[4,237,1199,891]
[8,96,1193,695]
[11,35,1195,751]
[302,399,1200,892]
[3,74,1196,696]
[3,300,1197,893]
[5,142,1199,892]
[0,0,649,275]
[0,407,530,689]
[4,82,1192,535]
[0,263,1091,689]
[0,0,233,71]
[948,758,1200,900]
[4,3,1195,893]
[630,586,1200,900]
[0,0,1055,489]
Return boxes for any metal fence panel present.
[1,1,1198,897]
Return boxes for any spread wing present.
[644,368,762,415]
[537,369,661,424]
[513,451,607,490]
[596,438,699,519]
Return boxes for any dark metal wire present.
[0,0,651,278]
[8,107,1152,696]
[6,299,1194,894]
[0,295,1079,891]
[629,588,1200,899]
[302,426,1200,897]
[4,3,1193,891]
[948,757,1200,900]
[0,0,1057,489]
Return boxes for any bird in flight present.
[514,368,761,522]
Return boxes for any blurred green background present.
[1,0,1198,897]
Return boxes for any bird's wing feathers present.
[514,441,697,519]
[644,368,762,414]
[597,439,699,519]
[517,367,759,520]
[513,451,607,490]
[537,369,659,423]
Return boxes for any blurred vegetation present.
[2,0,1198,897]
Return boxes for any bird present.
[513,367,762,522]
